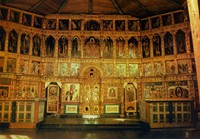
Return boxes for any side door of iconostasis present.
[82,68,101,115]
[46,84,60,114]
[125,83,137,114]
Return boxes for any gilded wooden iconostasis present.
[0,4,198,126]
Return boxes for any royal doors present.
[81,68,101,116]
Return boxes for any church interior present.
[0,0,200,129]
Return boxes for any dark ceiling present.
[1,0,187,18]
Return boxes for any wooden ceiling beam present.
[57,0,69,14]
[120,0,133,8]
[166,0,181,7]
[133,0,154,15]
[111,0,123,14]
[29,0,45,11]
[1,0,17,3]
[88,0,93,14]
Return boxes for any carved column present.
[29,33,33,56]
[160,16,163,27]
[113,36,117,59]
[185,30,191,53]
[15,31,22,74]
[113,20,116,31]
[68,36,72,58]
[17,31,22,54]
[80,36,85,58]
[31,15,34,27]
[54,36,59,76]
[160,32,165,56]
[120,78,125,117]
[56,18,59,30]
[100,79,104,116]
[148,18,152,30]
[99,36,104,58]
[171,31,177,55]
[3,28,10,72]
[81,19,85,31]
[137,36,142,58]
[19,12,23,24]
[41,34,46,57]
[7,9,10,21]
[110,36,115,59]
[4,28,10,52]
[171,13,175,25]
[69,19,72,30]
[124,37,129,58]
[188,80,195,99]
[54,35,59,58]
[149,35,153,58]
[125,20,128,31]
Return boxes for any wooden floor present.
[36,115,150,130]
[1,115,199,139]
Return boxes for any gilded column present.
[124,37,129,58]
[54,35,59,77]
[69,19,72,30]
[148,18,152,30]
[54,35,59,58]
[137,36,142,58]
[125,19,128,31]
[110,36,115,59]
[80,36,85,58]
[160,32,165,56]
[160,16,163,27]
[56,18,59,30]
[113,36,117,59]
[171,13,175,25]
[16,31,22,74]
[6,9,10,21]
[3,28,10,72]
[31,15,34,27]
[17,31,22,54]
[68,36,72,58]
[4,28,10,52]
[29,33,33,56]
[149,35,153,58]
[185,29,191,53]
[120,78,125,117]
[171,31,177,55]
[19,12,23,24]
[99,36,104,58]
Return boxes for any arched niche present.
[164,32,174,55]
[83,36,100,58]
[8,29,18,53]
[58,36,68,58]
[116,36,125,58]
[176,30,186,54]
[20,32,30,55]
[84,20,100,31]
[142,36,150,58]
[71,36,80,58]
[128,37,138,58]
[103,36,113,58]
[32,34,41,57]
[153,34,161,57]
[45,35,55,57]
[0,26,6,51]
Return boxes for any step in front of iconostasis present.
[36,117,150,131]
